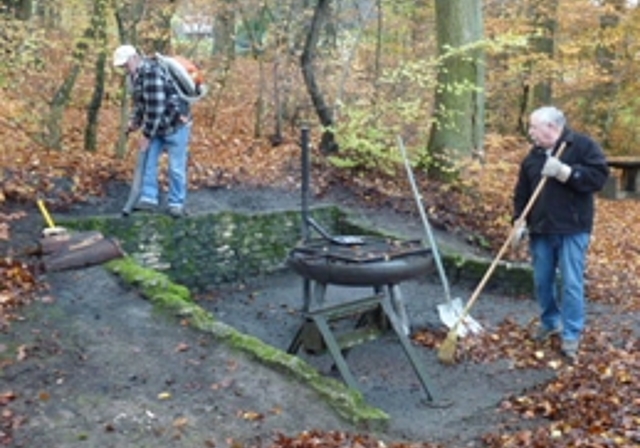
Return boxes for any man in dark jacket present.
[512,106,609,360]
[113,45,192,218]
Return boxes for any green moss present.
[104,257,389,427]
[440,253,533,295]
[223,327,388,425]
[106,257,191,303]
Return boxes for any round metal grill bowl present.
[287,236,434,286]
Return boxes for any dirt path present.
[2,184,558,447]
[3,265,358,448]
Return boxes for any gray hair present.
[531,106,566,128]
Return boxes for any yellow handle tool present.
[37,199,56,229]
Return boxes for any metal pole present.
[300,126,310,241]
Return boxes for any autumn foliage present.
[2,1,640,446]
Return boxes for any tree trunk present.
[335,0,375,112]
[113,0,146,158]
[517,0,558,134]
[35,0,60,28]
[44,65,81,150]
[85,52,107,152]
[271,55,283,146]
[300,0,337,154]
[237,4,268,139]
[1,0,31,19]
[207,5,235,129]
[591,0,625,148]
[255,57,266,138]
[374,0,382,82]
[137,0,178,54]
[213,1,235,57]
[46,0,127,151]
[84,0,108,152]
[113,0,145,46]
[427,0,485,176]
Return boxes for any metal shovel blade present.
[122,148,149,216]
[437,297,483,337]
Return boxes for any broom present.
[438,142,567,364]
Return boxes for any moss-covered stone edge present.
[105,256,389,428]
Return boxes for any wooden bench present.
[600,156,640,200]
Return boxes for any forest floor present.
[2,182,633,448]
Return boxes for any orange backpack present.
[170,55,205,88]
[156,53,207,103]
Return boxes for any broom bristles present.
[437,328,459,364]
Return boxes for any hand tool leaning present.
[35,199,124,272]
[396,136,482,337]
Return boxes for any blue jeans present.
[529,233,590,342]
[140,123,192,208]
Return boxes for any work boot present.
[168,206,186,218]
[561,339,579,361]
[532,325,560,342]
[133,201,157,213]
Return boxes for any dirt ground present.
[1,183,572,447]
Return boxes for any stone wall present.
[60,206,350,292]
[60,205,533,295]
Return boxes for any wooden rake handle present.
[455,141,568,324]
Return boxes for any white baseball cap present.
[113,45,137,67]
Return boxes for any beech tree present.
[301,0,338,153]
[513,0,560,135]
[427,0,485,176]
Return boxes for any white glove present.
[511,221,527,250]
[541,156,572,183]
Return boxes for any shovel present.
[121,145,149,217]
[396,136,482,337]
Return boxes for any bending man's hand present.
[138,135,149,152]
[126,121,139,136]
[541,156,572,183]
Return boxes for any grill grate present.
[291,236,430,264]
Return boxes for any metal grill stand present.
[287,277,436,401]
[286,127,438,402]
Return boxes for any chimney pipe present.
[300,127,310,241]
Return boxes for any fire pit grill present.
[288,236,434,286]
[284,127,440,403]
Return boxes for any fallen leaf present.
[16,345,28,361]
[175,343,190,352]
[173,417,189,428]
[239,410,264,421]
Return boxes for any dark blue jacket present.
[513,128,609,235]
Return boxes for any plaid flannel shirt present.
[130,58,190,138]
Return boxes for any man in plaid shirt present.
[113,45,192,218]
